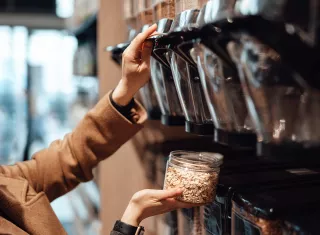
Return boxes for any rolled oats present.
[164,165,219,204]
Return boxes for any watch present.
[113,220,145,235]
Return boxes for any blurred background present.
[0,0,100,234]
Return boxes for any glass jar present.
[164,150,223,204]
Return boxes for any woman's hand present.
[121,189,197,227]
[112,24,157,106]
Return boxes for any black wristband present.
[113,220,138,235]
[110,91,135,118]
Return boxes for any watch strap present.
[113,220,138,235]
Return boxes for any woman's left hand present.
[121,189,198,227]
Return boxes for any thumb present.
[154,189,183,200]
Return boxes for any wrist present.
[112,87,133,107]
[112,79,136,106]
[121,202,142,227]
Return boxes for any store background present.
[0,0,100,234]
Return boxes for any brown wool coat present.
[0,92,147,235]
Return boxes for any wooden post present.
[98,0,192,234]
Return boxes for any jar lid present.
[169,150,224,171]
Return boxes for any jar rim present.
[169,150,223,171]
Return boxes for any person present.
[0,24,194,235]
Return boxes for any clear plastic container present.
[235,0,319,47]
[168,50,213,126]
[153,0,175,21]
[232,201,282,235]
[192,42,251,132]
[135,0,153,28]
[164,151,223,204]
[137,9,154,27]
[227,36,320,156]
[174,0,203,15]
[138,82,162,119]
[231,184,320,235]
[150,57,185,124]
[181,206,206,235]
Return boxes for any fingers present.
[129,24,157,58]
[151,188,183,200]
[159,198,200,213]
[141,40,154,68]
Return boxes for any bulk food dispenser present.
[148,0,186,126]
[175,161,320,235]
[111,0,320,234]
[203,166,320,235]
[158,0,215,135]
[212,0,320,160]
[177,0,320,156]
[232,183,320,235]
[165,0,320,234]
[179,0,257,148]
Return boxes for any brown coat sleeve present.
[0,91,147,202]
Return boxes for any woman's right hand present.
[112,24,157,106]
[121,189,198,227]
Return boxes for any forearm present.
[0,91,147,201]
